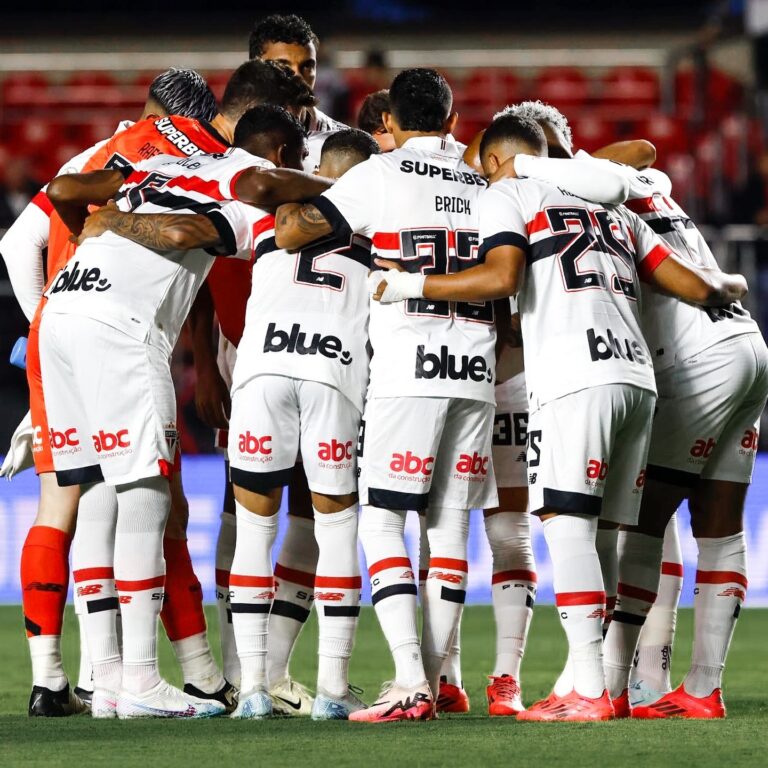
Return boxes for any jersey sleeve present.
[310,158,379,240]
[623,208,675,281]
[204,202,274,260]
[624,167,673,200]
[478,184,529,259]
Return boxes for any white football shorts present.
[214,331,237,458]
[527,383,655,525]
[647,332,768,486]
[228,374,359,495]
[493,374,528,489]
[38,313,177,486]
[358,396,498,511]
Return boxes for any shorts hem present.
[230,465,294,493]
[367,487,429,511]
[646,463,699,488]
[55,464,104,486]
[532,487,603,516]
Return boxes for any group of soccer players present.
[2,13,766,723]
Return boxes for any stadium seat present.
[1,73,52,108]
[634,113,688,160]
[462,69,523,110]
[674,66,744,124]
[570,116,619,154]
[598,67,660,110]
[533,67,590,109]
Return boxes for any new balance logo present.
[390,451,434,476]
[92,429,130,453]
[49,260,112,294]
[415,345,492,382]
[718,587,746,601]
[587,328,648,366]
[25,582,63,592]
[314,591,344,601]
[263,322,352,365]
[76,584,103,597]
[428,572,463,584]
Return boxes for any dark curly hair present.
[389,68,452,133]
[249,14,319,59]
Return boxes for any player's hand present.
[489,155,518,184]
[368,260,405,301]
[374,258,405,272]
[76,200,118,245]
[368,268,426,303]
[194,364,231,430]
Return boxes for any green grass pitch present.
[0,605,766,767]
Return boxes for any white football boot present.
[117,680,226,719]
[269,677,313,717]
[311,685,367,721]
[231,688,273,720]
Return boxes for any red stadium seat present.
[570,116,619,154]
[674,66,743,123]
[598,67,660,110]
[462,69,523,110]
[204,71,230,100]
[533,67,590,109]
[633,113,688,160]
[1,73,52,107]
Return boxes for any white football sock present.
[633,513,683,692]
[267,514,318,686]
[359,506,425,689]
[422,506,470,698]
[542,514,605,699]
[604,531,663,698]
[596,527,619,636]
[171,632,223,693]
[28,636,67,691]
[313,504,360,698]
[484,511,536,679]
[114,477,170,696]
[231,502,277,693]
[684,532,747,697]
[214,511,239,685]
[72,481,121,694]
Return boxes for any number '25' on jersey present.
[480,177,674,409]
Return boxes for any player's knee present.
[35,474,79,533]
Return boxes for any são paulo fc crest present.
[164,422,179,454]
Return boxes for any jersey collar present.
[401,134,461,156]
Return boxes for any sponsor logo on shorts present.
[318,439,353,469]
[263,322,352,365]
[586,328,648,366]
[237,432,273,463]
[453,451,489,483]
[388,451,434,483]
[92,429,132,456]
[689,437,716,462]
[32,425,44,453]
[49,260,112,295]
[634,468,646,493]
[585,458,608,487]
[415,345,493,383]
[49,427,82,455]
[741,429,759,454]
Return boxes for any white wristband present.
[369,270,426,303]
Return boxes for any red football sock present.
[160,537,206,641]
[21,525,71,637]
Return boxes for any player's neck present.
[210,113,236,145]
[394,130,447,148]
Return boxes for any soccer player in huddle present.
[357,89,396,152]
[0,67,221,716]
[43,103,330,718]
[371,112,748,721]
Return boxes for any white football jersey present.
[607,158,760,371]
[43,147,271,356]
[303,108,348,173]
[230,226,372,412]
[314,134,496,404]
[480,177,670,408]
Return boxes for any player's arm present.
[592,140,657,170]
[77,202,221,250]
[46,168,127,236]
[233,168,333,208]
[186,282,230,429]
[492,154,630,205]
[273,203,332,250]
[645,253,747,306]
[372,244,525,303]
[0,195,50,322]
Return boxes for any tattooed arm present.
[273,203,332,250]
[46,169,126,236]
[77,201,221,251]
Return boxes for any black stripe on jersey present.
[533,488,603,517]
[323,605,362,617]
[646,217,694,235]
[478,231,530,260]
[203,209,238,256]
[255,236,278,261]
[136,190,221,215]
[271,600,311,623]
[256,233,372,270]
[55,464,104,487]
[368,487,430,512]
[612,610,646,626]
[527,233,582,265]
[371,583,418,605]
[230,465,295,494]
[87,597,120,614]
[645,463,699,488]
[310,195,353,243]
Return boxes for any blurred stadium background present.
[1,0,767,606]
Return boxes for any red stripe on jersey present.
[661,561,684,577]
[491,569,537,585]
[638,243,672,282]
[166,174,226,201]
[625,197,657,215]
[617,582,658,604]
[368,557,412,577]
[124,169,149,187]
[314,575,363,589]
[229,574,275,588]
[527,211,550,235]
[274,564,315,588]
[555,590,605,607]
[252,214,276,240]
[31,190,53,216]
[695,570,748,589]
[215,568,230,587]
[429,557,468,572]
[73,567,114,582]
[373,230,456,251]
[115,575,165,592]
